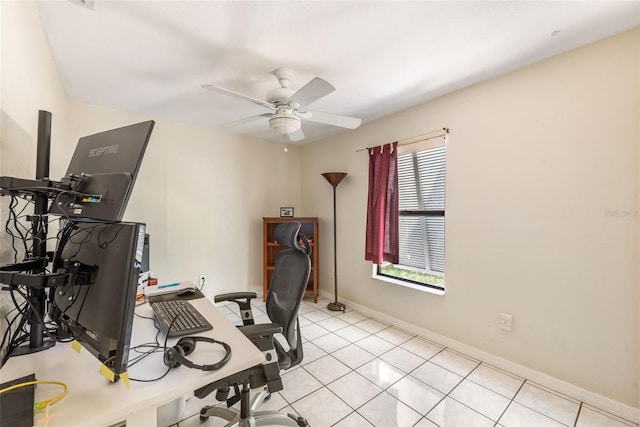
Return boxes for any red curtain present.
[365,142,399,264]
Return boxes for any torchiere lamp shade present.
[322,172,348,188]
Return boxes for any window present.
[377,144,446,291]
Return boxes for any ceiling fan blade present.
[202,84,275,111]
[287,78,335,108]
[219,113,272,128]
[287,128,305,142]
[295,110,312,119]
[304,110,362,129]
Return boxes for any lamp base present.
[327,301,346,312]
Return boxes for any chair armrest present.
[240,323,283,370]
[239,323,282,340]
[214,291,257,303]
[214,291,258,326]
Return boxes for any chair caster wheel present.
[199,406,211,422]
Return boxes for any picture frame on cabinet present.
[280,207,294,217]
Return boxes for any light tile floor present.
[171,296,638,427]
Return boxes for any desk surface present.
[1,297,265,427]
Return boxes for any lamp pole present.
[322,172,347,312]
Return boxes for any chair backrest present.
[266,221,311,369]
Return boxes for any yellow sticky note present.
[100,364,115,382]
[71,340,82,353]
[120,371,130,390]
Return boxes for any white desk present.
[0,297,265,427]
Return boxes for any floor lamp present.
[322,172,348,312]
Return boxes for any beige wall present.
[303,28,640,409]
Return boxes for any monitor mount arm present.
[0,259,98,290]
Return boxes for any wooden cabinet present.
[263,217,318,303]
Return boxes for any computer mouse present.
[177,288,196,296]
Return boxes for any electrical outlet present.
[199,274,207,289]
[499,312,513,332]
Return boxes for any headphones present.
[163,336,232,371]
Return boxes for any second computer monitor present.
[52,221,145,379]
[50,120,154,222]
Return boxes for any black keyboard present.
[150,300,213,337]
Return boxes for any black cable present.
[4,195,29,261]
[97,223,126,249]
[0,192,67,362]
[15,213,50,255]
[9,288,30,320]
[65,224,97,258]
[127,343,163,368]
[15,288,57,343]
[10,197,33,255]
[51,223,96,320]
[53,191,74,223]
[2,290,68,362]
[48,222,102,332]
[128,363,172,383]
[4,312,28,363]
[0,306,23,368]
[128,314,179,383]
[13,197,33,256]
[126,309,164,367]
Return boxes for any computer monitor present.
[50,120,154,222]
[51,221,146,380]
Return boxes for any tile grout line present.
[420,358,493,426]
[574,402,583,427]
[494,376,527,427]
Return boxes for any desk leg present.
[124,405,156,427]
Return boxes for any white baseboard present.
[317,289,639,423]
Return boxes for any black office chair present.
[195,221,311,427]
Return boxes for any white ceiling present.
[36,1,640,144]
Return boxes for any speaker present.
[163,336,231,371]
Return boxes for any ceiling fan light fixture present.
[269,114,301,135]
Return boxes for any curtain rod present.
[356,127,449,153]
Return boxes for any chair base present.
[200,385,309,427]
[327,301,345,312]
[199,407,307,427]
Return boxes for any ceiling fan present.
[202,68,362,142]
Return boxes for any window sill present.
[371,270,445,296]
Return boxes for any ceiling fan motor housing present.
[266,87,295,105]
